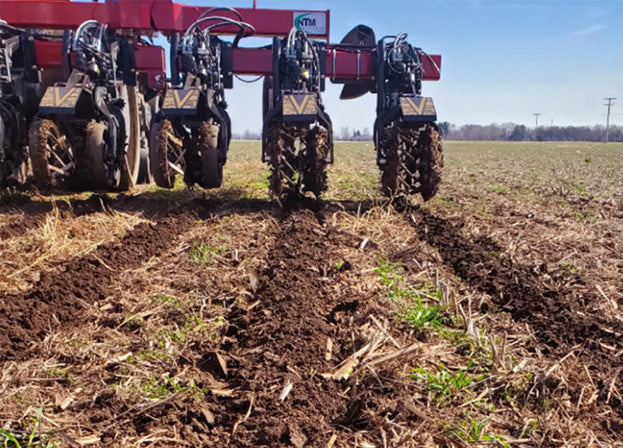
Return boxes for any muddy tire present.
[302,125,329,198]
[29,118,74,189]
[419,126,443,201]
[149,119,183,189]
[84,121,109,190]
[267,120,298,200]
[196,122,222,189]
[380,123,443,202]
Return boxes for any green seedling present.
[0,409,55,448]
[410,361,487,403]
[375,258,447,331]
[397,294,445,331]
[140,373,184,399]
[189,242,226,264]
[448,415,510,447]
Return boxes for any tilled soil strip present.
[193,210,403,447]
[408,208,623,421]
[409,209,623,358]
[0,214,195,362]
[209,211,357,446]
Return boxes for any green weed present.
[448,415,510,447]
[155,294,181,308]
[333,259,345,271]
[121,315,143,330]
[135,350,172,363]
[397,295,445,331]
[374,258,405,296]
[375,258,446,331]
[140,373,184,399]
[189,243,226,264]
[560,262,580,273]
[410,361,487,404]
[0,409,55,448]
[487,184,508,194]
[43,368,67,378]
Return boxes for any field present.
[1,140,622,448]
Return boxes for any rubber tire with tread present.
[84,121,109,190]
[197,123,222,189]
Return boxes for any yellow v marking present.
[54,88,76,106]
[174,90,195,108]
[404,97,425,114]
[289,95,311,114]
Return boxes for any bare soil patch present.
[1,141,622,447]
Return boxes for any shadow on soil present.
[0,186,377,225]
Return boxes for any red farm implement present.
[0,0,442,201]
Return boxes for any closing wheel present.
[419,126,443,201]
[197,122,222,189]
[84,121,110,190]
[302,125,329,198]
[29,118,74,189]
[149,119,184,189]
[118,85,141,190]
[380,122,443,202]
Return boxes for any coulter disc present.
[118,85,141,190]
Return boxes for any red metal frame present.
[0,0,330,38]
[1,0,441,83]
[232,48,441,81]
[34,40,166,90]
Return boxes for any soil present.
[0,185,622,447]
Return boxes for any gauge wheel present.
[84,121,110,190]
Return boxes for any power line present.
[533,113,541,127]
[603,97,616,143]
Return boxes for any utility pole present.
[533,113,541,127]
[603,97,616,143]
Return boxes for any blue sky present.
[174,0,623,132]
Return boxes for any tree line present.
[232,123,623,142]
[438,122,623,142]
